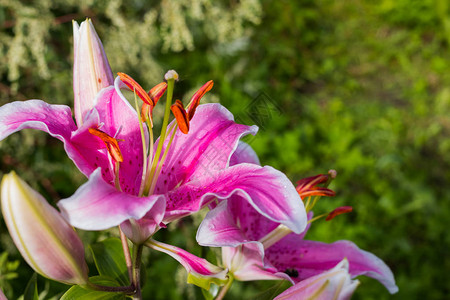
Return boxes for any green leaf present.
[60,276,126,300]
[90,237,130,286]
[201,283,219,300]
[23,273,38,300]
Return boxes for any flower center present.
[90,70,213,196]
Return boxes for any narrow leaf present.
[23,273,38,300]
[60,276,126,300]
[90,237,130,286]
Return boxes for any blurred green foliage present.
[0,0,449,299]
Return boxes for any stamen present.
[259,224,292,250]
[114,161,122,192]
[132,90,148,197]
[326,206,353,221]
[88,128,123,163]
[307,206,353,224]
[148,82,168,106]
[296,172,336,212]
[187,80,214,120]
[170,100,189,134]
[141,103,153,127]
[148,122,177,195]
[117,72,154,106]
[142,82,168,127]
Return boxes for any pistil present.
[143,71,177,196]
[259,224,292,250]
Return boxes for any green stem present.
[87,282,135,294]
[216,276,234,300]
[119,227,133,283]
[132,244,144,300]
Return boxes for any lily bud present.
[275,259,359,300]
[1,172,89,285]
[73,19,114,126]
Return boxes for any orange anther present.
[117,72,153,106]
[88,128,123,163]
[148,82,167,106]
[141,103,152,125]
[188,80,214,121]
[326,206,353,221]
[296,174,335,199]
[170,100,189,134]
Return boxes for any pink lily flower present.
[274,259,359,300]
[196,143,399,294]
[0,21,307,244]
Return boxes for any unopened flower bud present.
[73,19,114,126]
[1,172,89,285]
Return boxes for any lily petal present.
[196,200,250,247]
[146,239,228,285]
[0,100,76,141]
[222,244,290,282]
[229,141,261,166]
[0,100,99,177]
[265,238,399,294]
[274,259,359,300]
[57,169,166,231]
[169,163,306,233]
[120,199,166,244]
[154,103,258,194]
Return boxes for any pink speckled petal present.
[153,103,258,194]
[146,239,227,280]
[265,238,398,294]
[93,84,147,195]
[167,163,306,234]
